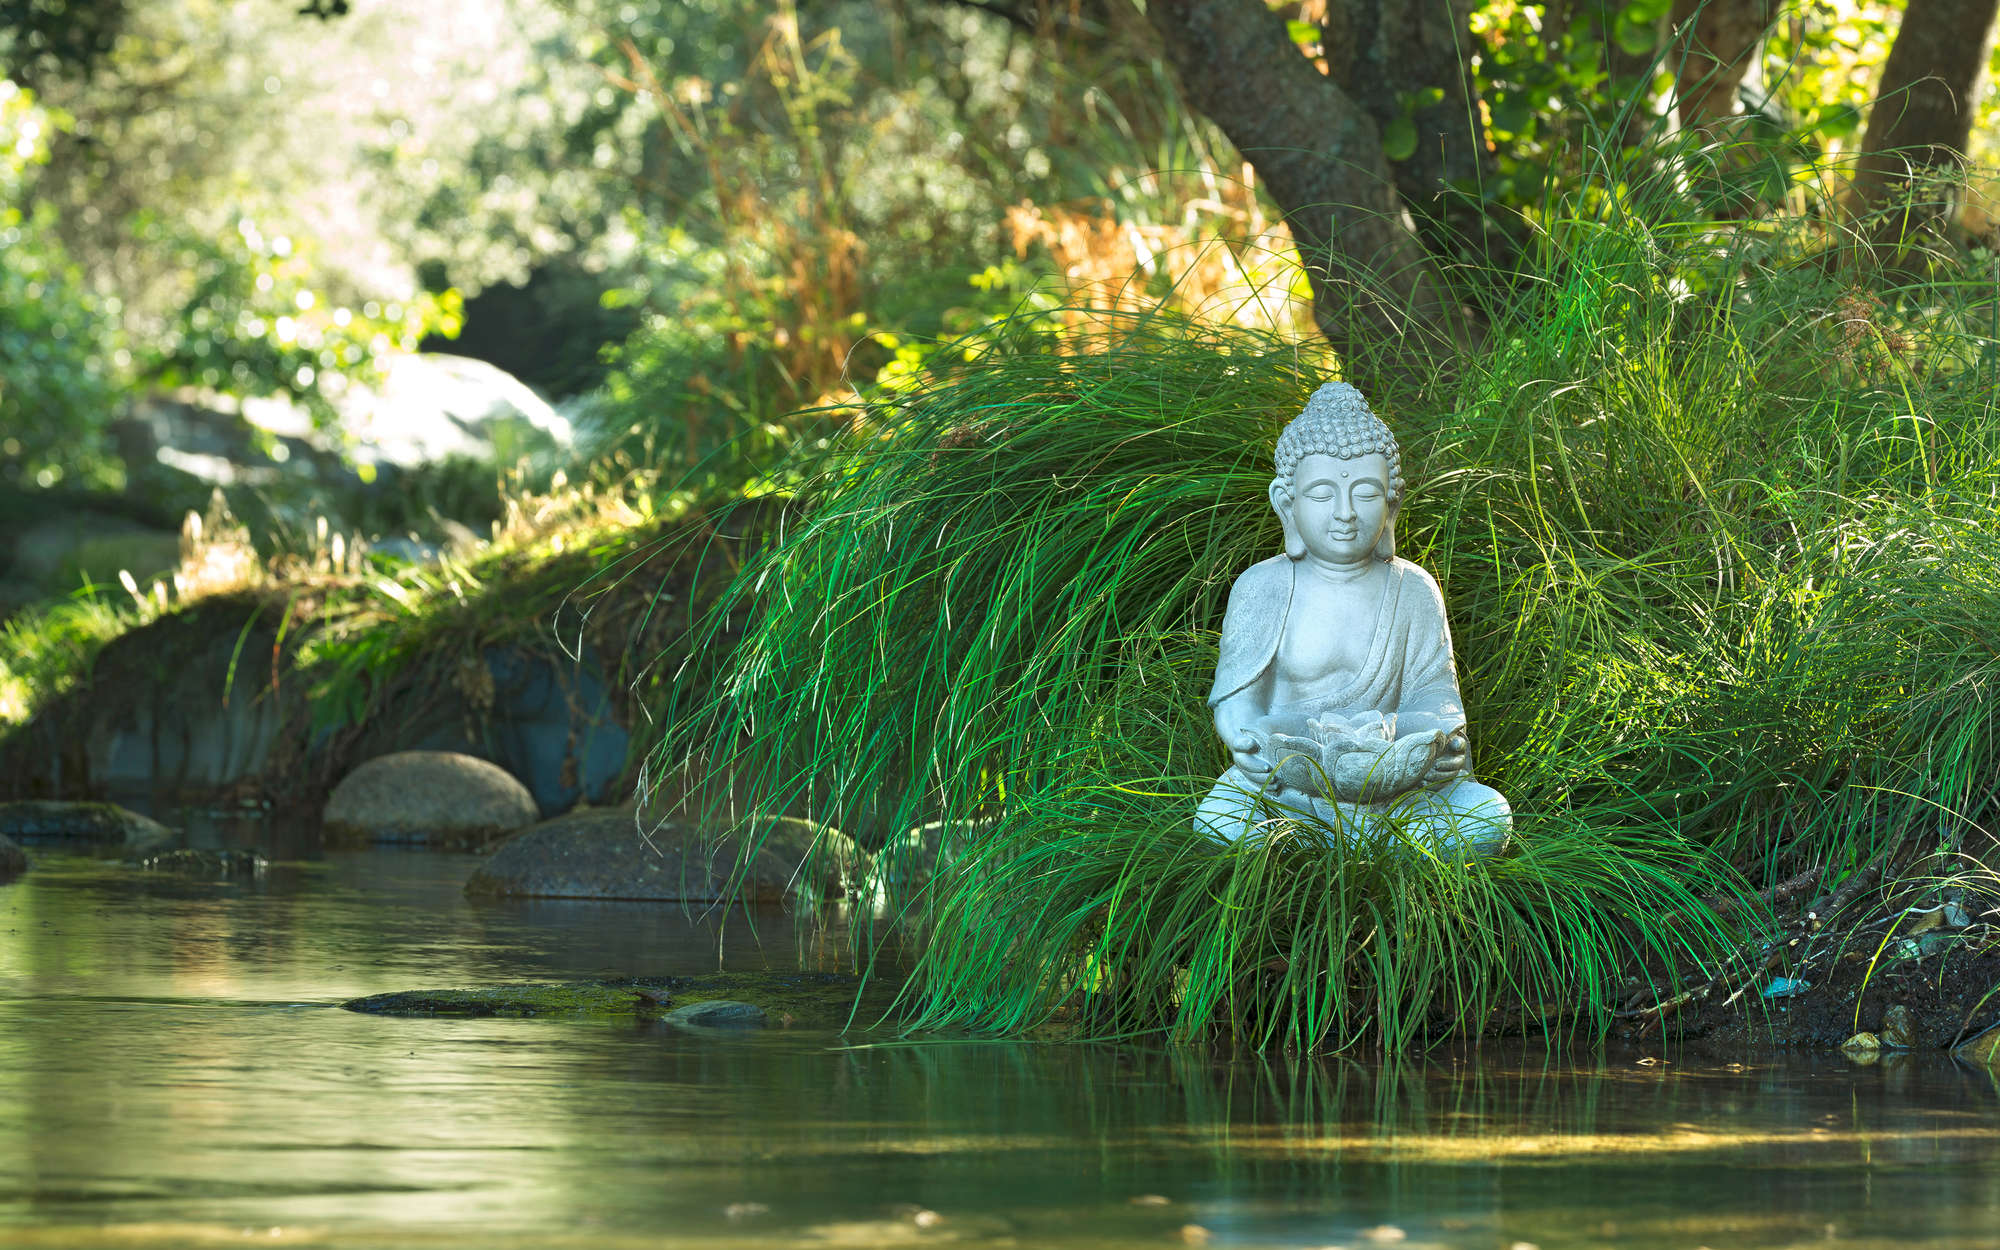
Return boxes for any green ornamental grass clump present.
[658,186,2000,1051]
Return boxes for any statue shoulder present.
[1226,554,1294,601]
[1386,558,1448,618]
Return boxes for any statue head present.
[1270,382,1402,563]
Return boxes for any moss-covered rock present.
[341,971,900,1029]
[0,799,175,852]
[464,804,859,902]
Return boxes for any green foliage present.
[902,776,1737,1052]
[0,0,128,84]
[584,1,1050,476]
[0,82,123,489]
[656,152,2000,1049]
[580,0,1259,483]
[137,212,461,425]
[1425,205,2000,882]
[0,589,143,726]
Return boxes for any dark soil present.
[1611,851,2000,1056]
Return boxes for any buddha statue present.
[1194,382,1511,856]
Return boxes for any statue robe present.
[1206,554,1465,735]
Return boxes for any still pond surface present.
[3,844,2000,1249]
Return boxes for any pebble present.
[1881,1003,1916,1049]
[1360,1226,1407,1243]
[1178,1225,1211,1245]
[1131,1195,1172,1207]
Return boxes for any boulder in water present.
[0,800,176,853]
[323,751,539,847]
[464,804,850,902]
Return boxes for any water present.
[5,849,2000,1249]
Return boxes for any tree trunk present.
[1667,0,1780,138]
[1849,0,2000,231]
[1144,0,1482,399]
[1320,0,1495,263]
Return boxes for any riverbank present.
[0,498,774,820]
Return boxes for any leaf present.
[1615,16,1657,56]
[1489,93,1534,137]
[1810,104,1862,139]
[1382,117,1418,163]
[1285,19,1320,46]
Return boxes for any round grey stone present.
[324,751,539,847]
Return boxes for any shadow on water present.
[3,845,2000,1248]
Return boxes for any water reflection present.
[3,853,2000,1249]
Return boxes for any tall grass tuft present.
[656,163,2000,1049]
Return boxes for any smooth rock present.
[1841,1031,1883,1061]
[1957,1022,2000,1066]
[464,804,849,902]
[324,751,539,847]
[0,834,26,879]
[1881,1003,1917,1049]
[664,999,768,1030]
[0,800,175,852]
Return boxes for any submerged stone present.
[464,804,849,902]
[341,971,889,1029]
[0,800,175,853]
[125,847,268,876]
[664,999,767,1030]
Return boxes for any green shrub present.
[0,81,123,490]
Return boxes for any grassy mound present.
[657,189,2000,1050]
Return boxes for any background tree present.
[1848,0,2000,233]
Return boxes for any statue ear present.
[1376,502,1398,561]
[1270,477,1304,560]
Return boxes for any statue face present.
[1273,452,1393,565]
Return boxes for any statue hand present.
[1227,730,1271,782]
[1424,731,1470,786]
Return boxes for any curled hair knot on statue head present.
[1273,381,1403,503]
